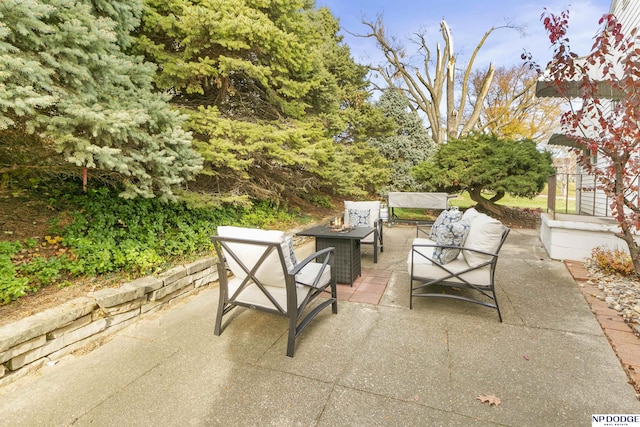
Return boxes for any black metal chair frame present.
[211,235,337,357]
[409,225,510,321]
[362,218,384,261]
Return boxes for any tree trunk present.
[612,170,640,275]
[468,187,505,218]
[619,227,640,274]
[489,190,505,203]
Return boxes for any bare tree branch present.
[355,17,525,144]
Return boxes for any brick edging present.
[565,260,640,396]
[0,257,219,387]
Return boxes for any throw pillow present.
[285,236,298,268]
[461,207,481,222]
[432,218,470,264]
[349,208,370,227]
[429,207,463,240]
[462,213,505,267]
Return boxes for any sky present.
[316,0,613,71]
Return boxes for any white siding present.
[611,0,640,31]
[577,1,639,217]
[577,173,610,216]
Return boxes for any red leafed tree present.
[537,10,640,273]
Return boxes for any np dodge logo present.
[592,414,640,427]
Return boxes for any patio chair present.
[211,226,337,357]
[343,200,384,261]
[408,208,510,321]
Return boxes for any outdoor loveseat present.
[211,226,337,357]
[408,207,510,321]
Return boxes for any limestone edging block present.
[0,297,97,352]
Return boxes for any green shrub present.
[0,241,30,303]
[302,194,333,209]
[17,255,69,288]
[1,185,305,304]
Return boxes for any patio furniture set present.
[210,195,511,357]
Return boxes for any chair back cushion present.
[343,201,381,227]
[461,207,481,222]
[462,213,505,267]
[217,226,294,288]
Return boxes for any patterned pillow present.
[349,209,370,227]
[429,207,463,240]
[432,218,470,264]
[285,236,298,268]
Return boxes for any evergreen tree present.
[369,89,436,192]
[413,133,553,217]
[135,1,392,200]
[0,0,201,200]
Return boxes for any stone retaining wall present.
[0,257,218,387]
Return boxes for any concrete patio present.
[0,225,639,426]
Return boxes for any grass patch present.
[448,191,547,210]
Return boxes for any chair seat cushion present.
[227,262,331,312]
[408,237,436,266]
[295,262,332,288]
[227,278,311,312]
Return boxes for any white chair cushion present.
[217,226,294,288]
[461,207,481,222]
[408,237,490,285]
[408,253,492,286]
[226,261,331,312]
[227,278,311,312]
[462,213,504,268]
[344,201,381,225]
[295,262,332,288]
[407,238,435,269]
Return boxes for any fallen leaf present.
[477,394,501,406]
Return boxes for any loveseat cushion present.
[217,226,294,288]
[408,237,436,266]
[462,213,505,268]
[407,243,491,286]
[462,207,481,222]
